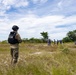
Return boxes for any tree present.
[62,30,76,42]
[67,30,76,41]
[63,37,72,42]
[40,32,48,42]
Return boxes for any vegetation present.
[22,30,76,43]
[63,30,76,42]
[21,31,49,43]
[0,30,76,75]
[0,42,76,75]
[2,30,76,43]
[40,31,48,40]
[22,38,43,43]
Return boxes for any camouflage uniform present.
[10,31,22,64]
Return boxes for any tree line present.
[22,30,76,43]
[1,30,76,43]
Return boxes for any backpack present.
[8,32,19,44]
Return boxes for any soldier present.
[60,40,63,44]
[57,40,59,45]
[54,39,56,45]
[8,25,22,65]
[47,39,51,46]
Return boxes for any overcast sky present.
[0,0,76,41]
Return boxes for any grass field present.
[0,42,76,75]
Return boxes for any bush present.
[22,38,44,43]
[1,40,8,44]
[63,37,72,42]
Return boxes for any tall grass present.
[0,42,76,75]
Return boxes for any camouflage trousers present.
[10,48,19,64]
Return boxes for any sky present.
[0,0,76,41]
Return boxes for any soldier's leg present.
[10,48,14,64]
[13,48,19,64]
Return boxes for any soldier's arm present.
[15,33,22,43]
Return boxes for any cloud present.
[0,13,75,40]
[32,0,48,4]
[57,0,76,15]
[0,0,29,14]
[2,0,29,7]
[0,0,29,18]
[0,0,76,41]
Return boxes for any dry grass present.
[0,42,76,75]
